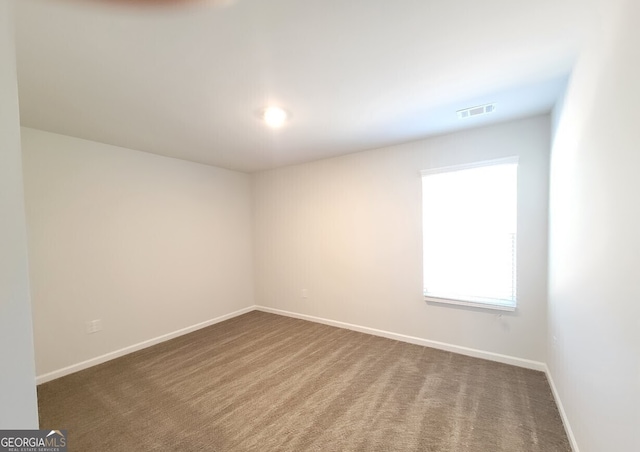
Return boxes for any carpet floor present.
[38,311,570,451]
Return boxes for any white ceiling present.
[14,0,597,173]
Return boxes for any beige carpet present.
[38,311,570,451]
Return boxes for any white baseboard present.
[545,365,579,452]
[37,303,546,377]
[36,306,256,385]
[254,306,546,372]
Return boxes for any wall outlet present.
[86,319,102,334]
[301,289,308,299]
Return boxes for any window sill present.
[424,295,516,312]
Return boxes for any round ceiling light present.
[261,107,290,129]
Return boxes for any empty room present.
[1,0,638,451]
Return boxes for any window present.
[421,157,518,311]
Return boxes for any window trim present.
[424,295,516,312]
[421,156,519,312]
[420,156,519,177]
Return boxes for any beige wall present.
[549,0,640,450]
[254,116,550,363]
[22,128,254,377]
[0,2,39,428]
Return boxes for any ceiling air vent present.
[457,103,496,119]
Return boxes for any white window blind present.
[421,157,518,310]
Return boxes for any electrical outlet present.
[86,319,102,334]
[301,289,308,299]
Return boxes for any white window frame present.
[421,156,518,312]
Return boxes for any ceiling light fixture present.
[261,106,290,128]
